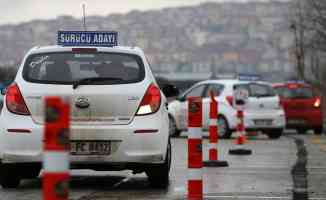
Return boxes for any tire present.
[266,129,283,139]
[0,164,21,188]
[146,139,171,189]
[297,128,308,135]
[314,127,323,135]
[217,116,232,139]
[169,115,181,137]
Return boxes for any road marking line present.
[205,195,291,199]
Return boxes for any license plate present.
[70,141,111,155]
[288,119,305,125]
[254,119,273,126]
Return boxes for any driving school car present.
[168,78,285,139]
[0,31,178,188]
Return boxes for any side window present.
[249,83,276,97]
[204,84,224,97]
[184,85,206,98]
[233,84,249,92]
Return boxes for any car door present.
[178,84,207,130]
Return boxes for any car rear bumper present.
[0,108,169,166]
[242,109,286,130]
[285,109,323,129]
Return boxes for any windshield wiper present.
[73,77,123,89]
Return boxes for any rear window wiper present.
[73,77,123,89]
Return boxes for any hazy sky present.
[0,0,276,25]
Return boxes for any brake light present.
[72,48,97,53]
[6,83,30,115]
[314,98,321,108]
[136,84,161,115]
[226,96,233,106]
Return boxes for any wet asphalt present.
[1,131,326,200]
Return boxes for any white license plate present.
[254,120,273,126]
[70,141,111,155]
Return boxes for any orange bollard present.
[43,97,70,200]
[203,91,228,167]
[187,97,203,200]
[229,105,252,155]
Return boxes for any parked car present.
[0,32,179,188]
[273,82,323,134]
[168,79,285,139]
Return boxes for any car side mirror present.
[162,84,179,98]
[1,88,6,95]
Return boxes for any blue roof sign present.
[57,31,118,47]
[238,74,262,81]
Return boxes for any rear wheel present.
[146,139,171,188]
[169,116,181,137]
[217,116,232,139]
[0,164,21,188]
[314,127,323,135]
[266,129,283,139]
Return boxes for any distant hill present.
[0,1,294,81]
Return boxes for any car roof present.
[26,45,145,56]
[272,82,311,88]
[195,79,270,86]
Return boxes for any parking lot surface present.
[4,131,325,200]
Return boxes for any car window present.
[204,84,224,97]
[22,52,145,85]
[276,86,314,99]
[234,83,275,97]
[249,83,276,97]
[184,85,206,98]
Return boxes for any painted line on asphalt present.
[204,195,291,199]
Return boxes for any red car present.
[273,82,323,134]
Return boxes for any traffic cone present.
[229,106,252,155]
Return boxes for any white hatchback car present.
[168,79,285,139]
[0,45,178,188]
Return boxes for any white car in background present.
[0,44,179,188]
[168,79,285,139]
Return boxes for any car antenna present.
[82,3,87,31]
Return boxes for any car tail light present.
[136,83,161,115]
[226,96,233,106]
[72,48,97,53]
[314,98,321,108]
[6,83,30,115]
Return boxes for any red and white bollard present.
[203,91,228,167]
[43,97,70,200]
[229,105,252,155]
[187,97,203,200]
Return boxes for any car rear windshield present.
[23,52,145,85]
[275,86,314,99]
[234,83,276,97]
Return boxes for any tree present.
[290,0,326,90]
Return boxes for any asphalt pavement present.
[1,131,326,200]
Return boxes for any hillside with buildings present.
[0,1,294,81]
